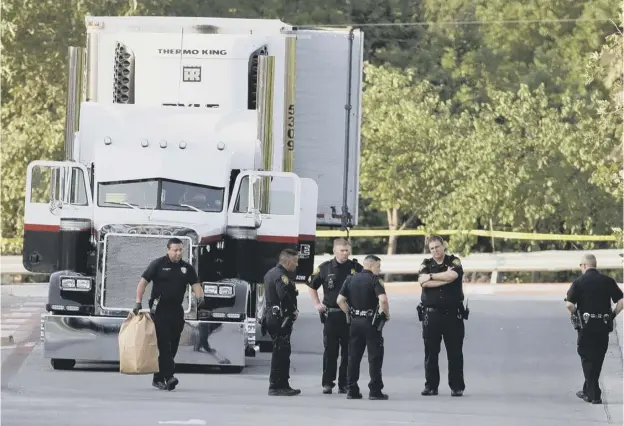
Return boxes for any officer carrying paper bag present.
[118,311,160,375]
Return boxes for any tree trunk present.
[387,207,399,255]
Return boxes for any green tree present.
[359,63,469,254]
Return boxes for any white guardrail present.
[2,249,622,280]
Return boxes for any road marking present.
[157,420,206,425]
[2,319,28,324]
[15,308,42,312]
[6,312,35,318]
[21,302,45,307]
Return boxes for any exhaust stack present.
[64,47,85,161]
[256,55,275,213]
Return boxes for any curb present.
[1,284,48,298]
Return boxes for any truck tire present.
[51,359,76,370]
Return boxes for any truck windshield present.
[97,178,224,213]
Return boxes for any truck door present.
[23,161,93,273]
[227,170,301,278]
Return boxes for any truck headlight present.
[76,279,91,290]
[204,284,218,295]
[60,276,92,291]
[219,285,234,296]
[61,278,76,289]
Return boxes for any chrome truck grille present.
[99,233,193,312]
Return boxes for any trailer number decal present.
[183,66,202,82]
[299,244,311,259]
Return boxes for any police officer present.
[336,255,389,400]
[416,235,467,397]
[133,237,205,391]
[565,253,623,404]
[307,238,363,394]
[263,248,301,396]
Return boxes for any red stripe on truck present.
[23,224,61,232]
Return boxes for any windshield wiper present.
[163,203,205,213]
[107,201,142,212]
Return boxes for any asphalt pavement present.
[1,292,622,426]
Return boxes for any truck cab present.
[22,16,364,370]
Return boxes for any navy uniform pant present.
[152,303,185,382]
[422,307,465,391]
[322,310,350,389]
[577,329,609,401]
[347,317,384,394]
[266,315,294,389]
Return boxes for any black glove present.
[196,296,205,309]
[132,302,142,315]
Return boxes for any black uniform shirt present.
[566,269,623,316]
[419,254,464,308]
[307,258,363,308]
[142,255,199,305]
[339,270,386,311]
[264,264,298,314]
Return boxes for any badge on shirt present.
[181,267,187,274]
[281,275,289,285]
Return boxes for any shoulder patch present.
[419,263,427,272]
[351,268,356,275]
[281,275,289,285]
[312,266,320,276]
[378,277,385,288]
[452,258,461,266]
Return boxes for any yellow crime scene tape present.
[315,228,618,241]
[1,229,618,247]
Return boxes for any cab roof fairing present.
[77,102,259,185]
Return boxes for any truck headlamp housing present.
[202,282,235,299]
[60,276,93,292]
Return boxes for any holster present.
[150,297,160,315]
[416,303,424,322]
[459,304,470,320]
[371,310,388,332]
[319,312,327,324]
[570,312,582,331]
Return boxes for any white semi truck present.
[22,16,364,372]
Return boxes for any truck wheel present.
[221,365,244,374]
[51,359,76,370]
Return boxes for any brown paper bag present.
[118,312,160,375]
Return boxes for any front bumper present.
[40,314,248,367]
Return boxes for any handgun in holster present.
[604,312,615,333]
[416,303,424,322]
[459,302,470,320]
[319,311,327,324]
[570,311,582,331]
[150,297,160,315]
[371,309,389,332]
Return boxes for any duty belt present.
[326,307,343,313]
[582,313,611,321]
[351,309,373,317]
